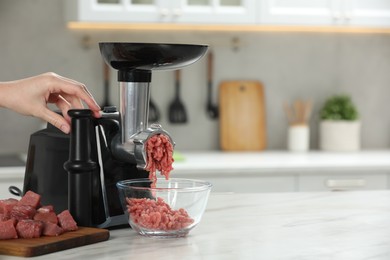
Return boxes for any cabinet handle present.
[160,8,170,17]
[173,8,182,17]
[332,12,342,20]
[326,179,366,189]
[344,12,352,20]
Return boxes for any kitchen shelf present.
[67,22,390,34]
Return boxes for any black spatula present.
[168,70,188,124]
[206,51,219,119]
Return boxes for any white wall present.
[1,0,390,154]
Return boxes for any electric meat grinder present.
[22,43,208,228]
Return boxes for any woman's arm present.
[0,72,101,134]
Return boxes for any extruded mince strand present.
[145,134,174,188]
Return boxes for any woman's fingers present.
[59,93,84,110]
[40,107,71,134]
[45,73,101,119]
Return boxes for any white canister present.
[288,124,310,152]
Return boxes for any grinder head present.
[99,42,208,74]
[98,42,208,167]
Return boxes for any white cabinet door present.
[173,0,257,24]
[171,172,297,193]
[259,0,339,25]
[66,0,257,24]
[66,0,167,23]
[260,0,390,27]
[345,0,390,27]
[208,175,296,193]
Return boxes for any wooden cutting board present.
[0,227,109,257]
[219,80,266,151]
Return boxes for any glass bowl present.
[116,178,212,238]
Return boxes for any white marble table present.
[3,190,390,260]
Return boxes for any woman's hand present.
[0,72,101,134]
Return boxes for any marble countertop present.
[3,190,390,260]
[173,150,390,175]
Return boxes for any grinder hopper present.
[99,42,208,71]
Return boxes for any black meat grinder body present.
[23,109,149,228]
[22,42,208,229]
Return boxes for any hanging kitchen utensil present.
[101,62,111,107]
[168,70,188,123]
[148,95,160,123]
[206,51,219,119]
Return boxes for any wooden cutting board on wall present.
[219,81,266,151]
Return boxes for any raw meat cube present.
[37,205,54,213]
[57,210,78,231]
[0,219,18,239]
[34,212,58,224]
[0,198,18,213]
[42,222,63,237]
[10,205,36,221]
[16,220,43,239]
[18,191,41,208]
[0,198,18,219]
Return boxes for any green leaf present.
[320,95,359,121]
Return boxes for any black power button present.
[103,106,117,113]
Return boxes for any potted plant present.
[319,95,360,151]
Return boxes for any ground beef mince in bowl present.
[127,197,194,231]
[116,178,212,238]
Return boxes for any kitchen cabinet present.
[173,172,297,193]
[260,0,390,27]
[346,0,390,27]
[298,171,389,192]
[175,170,390,193]
[65,0,257,24]
[172,151,390,193]
[66,0,390,29]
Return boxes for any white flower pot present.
[319,120,361,152]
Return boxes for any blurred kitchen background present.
[1,0,390,154]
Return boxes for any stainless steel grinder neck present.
[113,69,173,168]
[118,69,151,143]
